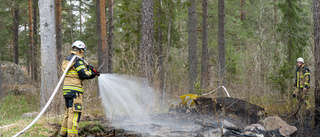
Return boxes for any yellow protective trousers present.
[294,88,308,99]
[60,93,83,137]
[293,88,310,109]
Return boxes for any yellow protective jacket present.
[294,64,310,89]
[62,51,95,94]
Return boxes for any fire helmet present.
[72,40,86,51]
[297,57,304,63]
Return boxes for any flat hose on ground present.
[201,85,230,97]
[13,55,80,137]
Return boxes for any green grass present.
[78,120,101,127]
[249,93,311,116]
[0,117,58,136]
[0,93,41,136]
[0,93,46,136]
[0,93,106,136]
[0,93,39,119]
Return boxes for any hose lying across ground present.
[13,55,79,137]
[201,85,230,97]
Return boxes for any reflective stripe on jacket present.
[294,64,310,89]
[62,52,95,92]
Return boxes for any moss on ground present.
[79,122,107,135]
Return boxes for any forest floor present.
[1,94,319,136]
[1,112,318,137]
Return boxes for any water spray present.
[98,74,155,133]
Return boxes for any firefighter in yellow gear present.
[60,41,98,137]
[293,57,311,109]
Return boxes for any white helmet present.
[72,40,86,51]
[297,57,304,63]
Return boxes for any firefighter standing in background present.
[60,41,98,137]
[293,57,311,109]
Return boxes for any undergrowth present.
[249,92,314,116]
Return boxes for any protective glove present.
[89,73,97,79]
[292,94,296,98]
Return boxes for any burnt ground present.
[49,113,274,137]
[48,97,320,137]
[49,111,251,136]
[81,113,249,137]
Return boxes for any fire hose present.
[13,55,97,137]
[76,57,100,76]
[201,85,231,97]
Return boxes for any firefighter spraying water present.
[12,40,101,137]
[60,40,100,137]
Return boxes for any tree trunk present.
[107,0,114,73]
[287,0,293,63]
[158,0,164,92]
[164,10,172,94]
[218,0,225,90]
[29,0,35,83]
[288,38,293,62]
[33,0,39,83]
[274,0,277,24]
[313,0,320,129]
[136,12,141,62]
[201,0,209,89]
[240,0,245,21]
[13,3,19,64]
[140,0,154,82]
[273,0,277,40]
[39,0,58,109]
[97,0,108,73]
[79,0,82,34]
[69,0,74,42]
[56,0,62,73]
[0,52,2,99]
[24,24,30,76]
[188,0,197,93]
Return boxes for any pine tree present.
[218,0,225,90]
[278,0,307,63]
[201,0,209,89]
[97,0,108,73]
[29,0,35,83]
[39,0,58,109]
[33,0,39,83]
[0,51,2,99]
[158,0,164,92]
[140,0,154,81]
[13,2,19,64]
[56,0,62,71]
[188,0,197,93]
[107,0,114,73]
[313,0,320,130]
